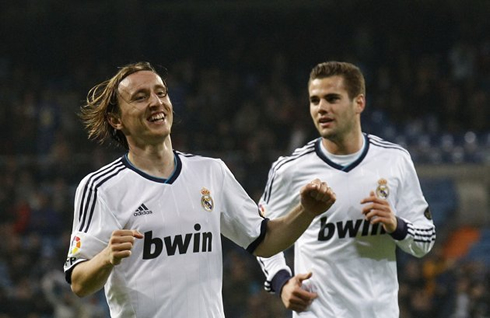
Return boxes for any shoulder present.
[270,138,318,173]
[366,134,410,157]
[365,134,416,171]
[176,150,225,165]
[77,156,127,190]
[175,150,229,174]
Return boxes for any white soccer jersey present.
[258,134,436,318]
[64,151,267,318]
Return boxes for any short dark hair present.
[309,61,365,100]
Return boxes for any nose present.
[149,93,163,107]
[318,99,330,113]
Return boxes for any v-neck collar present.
[315,134,370,172]
[122,150,182,184]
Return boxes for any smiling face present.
[108,70,173,149]
[309,75,365,151]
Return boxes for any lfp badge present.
[70,235,82,255]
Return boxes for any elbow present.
[254,250,275,258]
[253,243,285,258]
[71,283,91,298]
[252,243,275,258]
[70,277,100,298]
[414,247,434,259]
[252,239,292,258]
[408,242,436,259]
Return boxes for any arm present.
[361,154,436,257]
[71,230,143,297]
[253,179,335,257]
[361,191,435,257]
[280,272,318,312]
[392,157,436,257]
[257,164,326,312]
[360,190,398,233]
[258,253,318,313]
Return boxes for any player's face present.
[309,76,364,142]
[112,71,173,147]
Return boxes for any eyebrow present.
[310,92,342,99]
[129,84,167,97]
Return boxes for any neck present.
[127,138,175,178]
[322,131,364,155]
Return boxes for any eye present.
[310,97,319,105]
[134,94,148,102]
[326,96,340,103]
[156,89,167,97]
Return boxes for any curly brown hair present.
[79,61,164,149]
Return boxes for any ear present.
[354,94,366,114]
[107,113,123,130]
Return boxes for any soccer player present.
[63,61,336,318]
[257,61,436,317]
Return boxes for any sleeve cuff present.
[270,269,292,295]
[65,267,74,284]
[390,216,408,240]
[246,218,269,254]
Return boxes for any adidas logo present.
[134,203,153,217]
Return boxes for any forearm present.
[257,253,292,293]
[71,247,114,297]
[392,217,436,257]
[254,204,315,257]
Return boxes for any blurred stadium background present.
[1,0,489,317]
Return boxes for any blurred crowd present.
[1,1,490,317]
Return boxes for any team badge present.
[424,207,433,220]
[69,235,82,255]
[376,178,389,199]
[259,203,266,217]
[201,187,214,212]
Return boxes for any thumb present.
[297,272,313,283]
[132,230,144,239]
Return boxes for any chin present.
[320,131,338,141]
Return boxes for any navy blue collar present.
[122,151,182,184]
[315,134,369,172]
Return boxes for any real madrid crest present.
[201,187,214,212]
[376,178,389,199]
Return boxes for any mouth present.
[319,117,334,127]
[148,112,166,123]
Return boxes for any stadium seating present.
[420,178,458,230]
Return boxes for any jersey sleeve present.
[257,162,297,294]
[390,154,436,257]
[258,252,292,294]
[217,160,267,253]
[259,159,300,219]
[63,176,122,283]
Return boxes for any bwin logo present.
[143,223,212,259]
[317,216,387,241]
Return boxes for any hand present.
[281,272,318,312]
[360,191,397,233]
[107,230,144,265]
[300,179,336,217]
